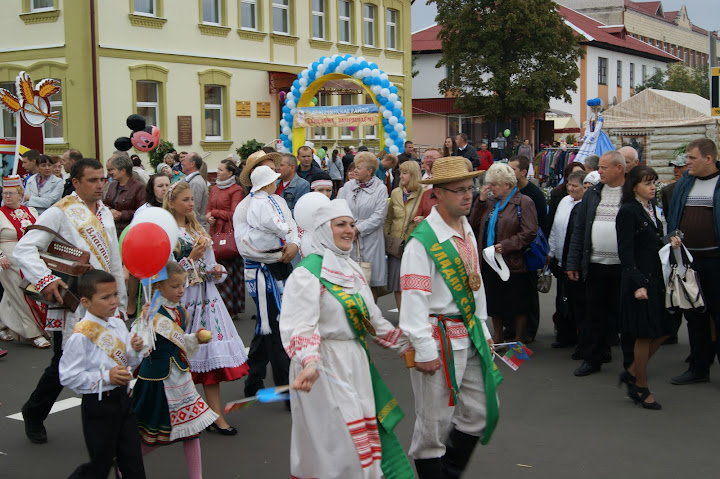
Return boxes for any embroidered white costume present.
[14,193,127,344]
[243,191,291,253]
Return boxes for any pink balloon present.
[279,91,286,102]
[348,126,356,132]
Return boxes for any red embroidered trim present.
[432,323,469,341]
[285,334,322,359]
[320,266,355,280]
[374,328,402,349]
[36,274,60,292]
[400,274,432,292]
[301,354,321,368]
[347,417,382,468]
[45,318,63,330]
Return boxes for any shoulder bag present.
[210,189,240,261]
[517,205,550,272]
[355,238,373,284]
[384,190,422,258]
[665,246,705,312]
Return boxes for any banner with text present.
[295,104,379,128]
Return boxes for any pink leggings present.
[142,438,202,479]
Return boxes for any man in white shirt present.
[399,156,500,478]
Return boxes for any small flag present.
[224,385,292,414]
[141,266,168,286]
[500,343,533,371]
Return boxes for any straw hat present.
[419,156,483,184]
[239,151,283,187]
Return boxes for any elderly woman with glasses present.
[469,163,538,345]
[0,176,48,348]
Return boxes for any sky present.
[411,1,720,34]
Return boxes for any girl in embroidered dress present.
[0,175,48,348]
[132,262,218,478]
[280,199,413,479]
[164,182,249,435]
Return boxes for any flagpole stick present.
[11,116,21,176]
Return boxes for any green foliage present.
[148,139,175,169]
[635,63,710,99]
[566,134,577,145]
[236,139,264,161]
[411,54,420,78]
[432,0,583,120]
[672,143,688,158]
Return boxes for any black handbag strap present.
[25,224,76,249]
[668,245,691,268]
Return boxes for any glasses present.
[1,192,18,197]
[436,186,474,195]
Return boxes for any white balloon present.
[280,119,288,128]
[299,78,307,87]
[130,207,179,248]
[389,116,398,126]
[293,192,331,232]
[362,68,371,77]
[354,70,364,79]
[394,123,404,133]
[371,85,382,95]
[331,54,340,62]
[283,127,291,135]
[280,146,290,153]
[357,56,366,63]
[347,57,356,65]
[299,86,306,94]
[301,70,309,78]
[317,64,326,74]
[389,145,399,155]
[388,93,398,103]
[290,108,297,115]
[323,57,332,65]
[385,138,395,147]
[378,105,386,113]
[338,61,348,72]
[380,88,390,98]
[287,92,294,101]
[395,101,402,110]
[371,70,380,77]
[399,130,407,139]
[382,109,392,119]
[287,100,296,109]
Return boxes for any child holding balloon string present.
[132,261,217,479]
[163,181,249,435]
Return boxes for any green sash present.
[299,254,414,479]
[408,220,502,445]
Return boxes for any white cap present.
[250,165,281,193]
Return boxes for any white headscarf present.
[311,199,363,289]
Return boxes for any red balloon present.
[121,223,171,278]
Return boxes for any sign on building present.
[257,102,271,118]
[235,101,251,117]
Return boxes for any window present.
[386,8,397,50]
[339,0,352,43]
[629,63,635,87]
[31,0,54,11]
[312,0,325,39]
[597,57,608,85]
[204,85,223,139]
[136,81,159,131]
[363,4,375,47]
[134,0,155,15]
[202,0,220,24]
[272,0,289,34]
[0,82,17,139]
[616,61,622,87]
[241,0,257,29]
[684,48,688,63]
[642,65,647,81]
[44,79,63,142]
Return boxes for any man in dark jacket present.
[666,139,720,385]
[566,151,633,377]
[61,148,82,197]
[455,133,480,169]
[341,146,355,181]
[276,154,310,215]
[296,146,323,184]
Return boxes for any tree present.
[148,139,175,169]
[634,69,665,93]
[635,63,710,99]
[433,0,583,120]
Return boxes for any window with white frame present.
[136,81,159,131]
[134,0,155,15]
[363,4,375,47]
[312,0,325,40]
[642,65,647,81]
[272,0,289,34]
[0,82,17,139]
[313,92,328,139]
[44,79,63,142]
[204,85,223,139]
[616,61,622,87]
[597,57,608,85]
[386,8,397,50]
[31,0,54,11]
[364,94,376,138]
[241,0,257,29]
[339,0,351,43]
[629,63,635,87]
[202,0,220,24]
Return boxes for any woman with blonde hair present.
[0,175,48,348]
[164,181,249,435]
[384,161,423,309]
[337,151,388,301]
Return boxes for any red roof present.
[412,6,681,62]
[625,1,663,17]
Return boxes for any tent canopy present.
[601,88,714,128]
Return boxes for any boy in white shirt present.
[59,270,145,478]
[241,165,292,257]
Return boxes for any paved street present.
[1,286,718,478]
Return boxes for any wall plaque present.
[236,101,251,117]
[177,116,192,145]
[256,101,271,118]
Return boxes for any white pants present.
[408,347,497,459]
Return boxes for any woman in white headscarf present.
[279,199,414,479]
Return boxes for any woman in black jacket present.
[616,166,681,410]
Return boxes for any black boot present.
[441,428,480,478]
[414,458,443,479]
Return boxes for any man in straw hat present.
[233,149,296,402]
[398,156,502,478]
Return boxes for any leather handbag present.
[384,190,422,258]
[210,193,239,261]
[356,238,373,284]
[665,246,705,312]
[537,265,553,293]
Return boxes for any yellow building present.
[0,0,412,168]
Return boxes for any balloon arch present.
[279,54,407,155]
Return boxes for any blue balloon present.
[343,54,352,60]
[370,77,379,86]
[398,117,406,124]
[280,133,288,141]
[363,76,373,85]
[383,118,390,125]
[378,96,388,105]
[384,124,393,133]
[307,70,316,81]
[282,106,290,114]
[292,80,300,90]
[319,56,326,64]
[360,61,369,69]
[392,109,402,118]
[369,63,378,70]
[380,79,390,89]
[312,62,319,70]
[389,86,398,94]
[327,64,336,73]
[284,113,292,122]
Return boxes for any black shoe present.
[618,370,636,401]
[574,362,601,377]
[414,458,443,479]
[551,341,575,349]
[670,370,709,385]
[22,408,47,444]
[205,422,238,436]
[441,428,480,479]
[571,350,583,360]
[602,352,612,364]
[662,335,678,345]
[635,386,662,410]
